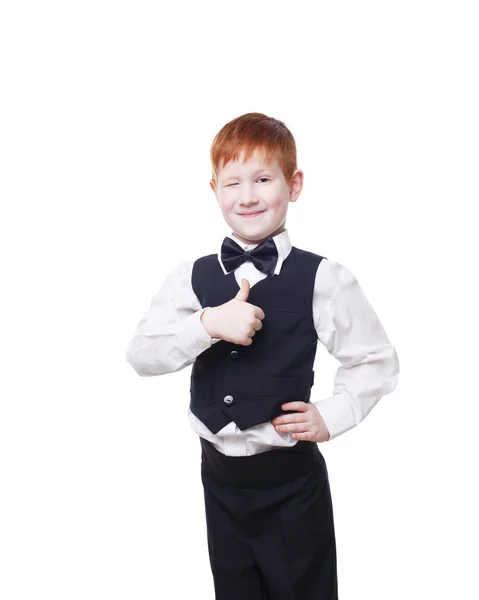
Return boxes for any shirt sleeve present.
[311,259,400,441]
[125,260,222,376]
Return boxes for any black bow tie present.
[221,236,278,276]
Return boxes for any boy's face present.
[210,150,303,245]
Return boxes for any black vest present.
[190,246,327,434]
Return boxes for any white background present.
[1,1,478,598]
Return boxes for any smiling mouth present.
[240,211,265,217]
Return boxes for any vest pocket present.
[253,374,313,398]
[255,293,310,314]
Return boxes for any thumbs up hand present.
[200,278,265,346]
[234,277,251,302]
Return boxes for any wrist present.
[200,307,217,338]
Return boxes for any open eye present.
[257,177,270,183]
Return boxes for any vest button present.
[230,350,239,359]
[223,395,234,405]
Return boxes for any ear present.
[289,169,304,203]
[210,178,219,200]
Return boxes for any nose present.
[239,182,259,207]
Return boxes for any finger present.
[292,431,312,441]
[273,412,307,425]
[281,401,309,412]
[254,306,265,320]
[253,317,263,331]
[275,422,309,433]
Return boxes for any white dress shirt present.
[125,229,399,456]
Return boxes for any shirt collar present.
[217,228,292,276]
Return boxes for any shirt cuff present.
[312,394,358,441]
[175,307,221,359]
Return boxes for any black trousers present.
[200,437,338,599]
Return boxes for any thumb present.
[235,278,250,302]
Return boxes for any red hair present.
[210,112,298,187]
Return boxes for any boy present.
[126,112,399,599]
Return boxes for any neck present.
[232,224,285,246]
